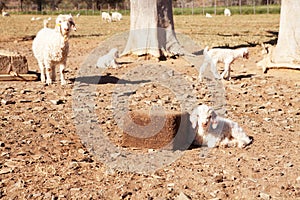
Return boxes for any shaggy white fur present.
[96,48,119,69]
[111,12,122,21]
[224,8,231,16]
[190,104,252,148]
[32,14,76,85]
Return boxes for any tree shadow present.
[230,73,256,80]
[263,30,278,46]
[72,74,151,85]
[214,41,258,49]
[71,33,104,39]
[192,49,204,56]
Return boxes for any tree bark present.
[257,0,300,72]
[271,0,300,64]
[37,0,43,12]
[122,0,184,58]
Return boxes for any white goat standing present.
[205,13,212,18]
[224,8,231,16]
[111,12,122,21]
[190,104,252,148]
[200,46,249,81]
[102,12,111,22]
[2,11,10,17]
[96,48,119,69]
[32,14,76,85]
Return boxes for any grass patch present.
[9,5,280,16]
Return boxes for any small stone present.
[69,161,80,170]
[60,140,74,145]
[0,168,13,175]
[259,192,271,200]
[121,191,132,199]
[284,162,293,168]
[33,106,45,112]
[70,188,82,192]
[0,141,4,147]
[1,99,15,105]
[263,118,272,122]
[16,151,27,156]
[78,148,86,154]
[19,99,32,103]
[50,99,64,105]
[176,192,191,200]
[167,183,175,188]
[214,174,224,183]
[296,176,300,183]
[20,90,31,94]
[148,149,155,153]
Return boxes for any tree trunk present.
[37,0,43,12]
[20,0,23,11]
[122,0,184,58]
[257,0,300,72]
[271,0,300,64]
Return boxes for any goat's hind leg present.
[59,63,67,85]
[38,62,46,83]
[45,66,53,85]
[211,61,221,80]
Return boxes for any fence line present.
[5,2,280,16]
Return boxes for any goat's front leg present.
[51,65,56,82]
[220,63,231,80]
[38,62,46,83]
[59,63,67,85]
[45,65,53,85]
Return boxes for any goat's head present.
[55,14,76,36]
[109,48,119,58]
[190,105,217,130]
[261,43,273,56]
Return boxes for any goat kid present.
[96,48,119,69]
[190,104,252,148]
[200,46,249,81]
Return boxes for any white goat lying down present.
[32,14,76,85]
[111,12,122,21]
[96,48,119,68]
[200,46,249,81]
[190,104,252,148]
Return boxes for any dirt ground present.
[0,14,299,199]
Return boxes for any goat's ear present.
[189,110,198,129]
[208,108,217,119]
[69,20,76,31]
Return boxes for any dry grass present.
[0,14,279,47]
